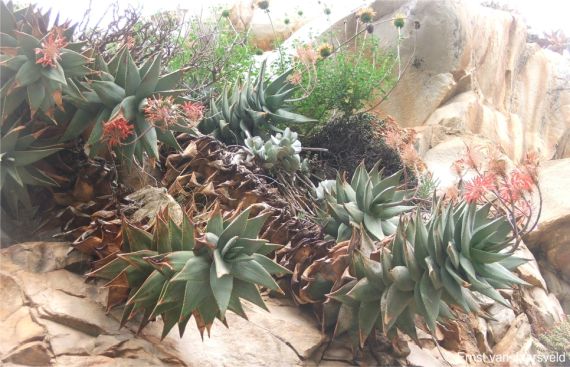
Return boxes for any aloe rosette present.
[90,206,290,338]
[325,200,529,348]
[199,60,315,144]
[318,162,414,242]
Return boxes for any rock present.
[493,313,531,354]
[407,343,468,367]
[493,314,542,367]
[540,265,570,313]
[474,317,492,354]
[0,307,45,355]
[2,341,53,366]
[521,287,565,332]
[422,135,507,190]
[513,244,547,289]
[487,303,516,344]
[1,241,89,273]
[279,0,570,161]
[0,242,327,366]
[524,158,570,282]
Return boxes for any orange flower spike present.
[102,116,134,148]
[35,29,67,68]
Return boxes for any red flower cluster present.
[144,96,179,130]
[463,173,496,203]
[102,116,134,148]
[35,29,67,68]
[182,101,205,123]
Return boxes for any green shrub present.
[168,10,258,97]
[539,319,570,361]
[293,36,396,128]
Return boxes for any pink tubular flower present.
[102,115,134,148]
[35,29,67,68]
[510,170,534,193]
[182,101,205,123]
[463,174,496,203]
[296,44,318,66]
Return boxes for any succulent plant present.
[318,162,414,242]
[62,46,188,162]
[0,2,91,125]
[325,200,529,349]
[199,60,315,145]
[90,205,290,338]
[0,125,61,215]
[245,127,307,172]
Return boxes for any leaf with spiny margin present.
[347,278,382,302]
[136,54,160,99]
[171,256,209,282]
[475,262,530,286]
[440,263,470,312]
[14,60,41,87]
[359,300,381,347]
[179,281,209,329]
[206,210,224,235]
[123,220,152,252]
[13,148,61,166]
[389,266,415,291]
[87,257,128,280]
[232,259,281,291]
[382,284,412,332]
[363,213,384,240]
[127,270,167,305]
[218,207,250,250]
[419,274,441,332]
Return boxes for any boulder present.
[540,264,570,313]
[487,303,516,345]
[524,159,570,287]
[0,242,327,366]
[279,0,570,162]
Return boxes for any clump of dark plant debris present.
[306,113,416,187]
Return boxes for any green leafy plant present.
[293,36,396,125]
[1,2,92,125]
[89,205,290,338]
[0,2,91,215]
[168,9,259,96]
[318,162,414,242]
[62,46,189,162]
[199,60,315,145]
[325,199,529,349]
[0,126,61,215]
[245,127,307,173]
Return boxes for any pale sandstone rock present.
[524,158,570,281]
[513,244,547,290]
[540,265,570,313]
[487,303,516,345]
[521,287,565,330]
[0,242,327,366]
[279,0,570,161]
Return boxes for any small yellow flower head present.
[257,0,269,10]
[317,43,333,58]
[394,13,405,28]
[357,7,376,23]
